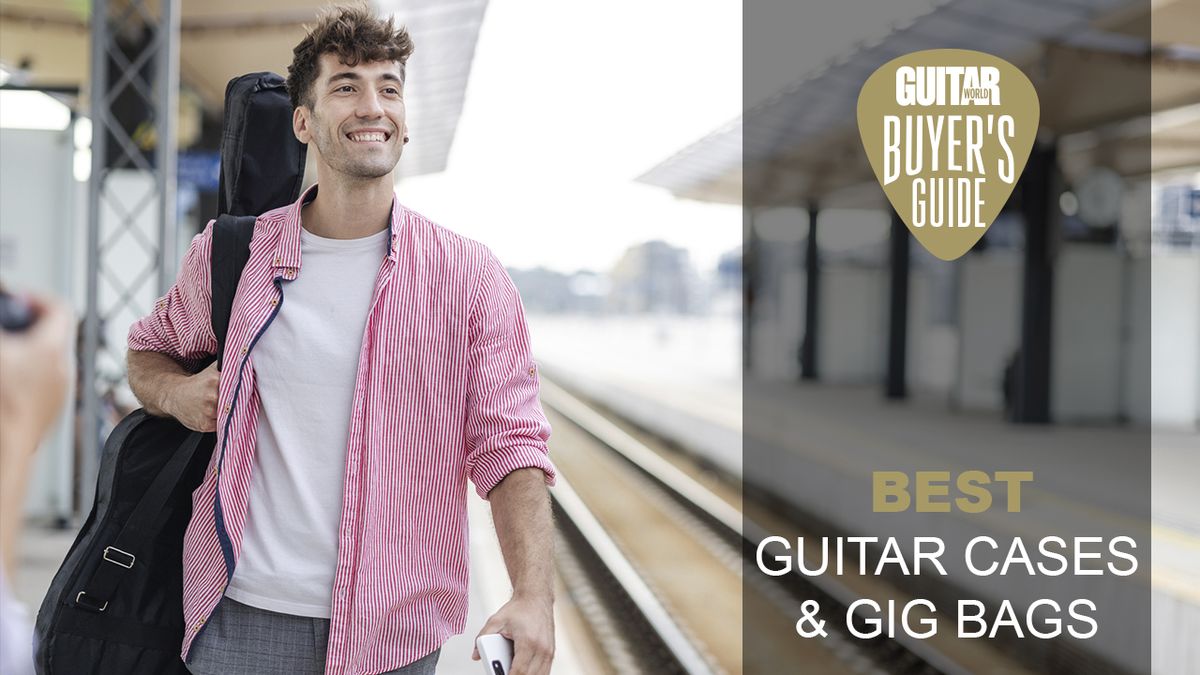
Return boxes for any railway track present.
[542,378,1031,675]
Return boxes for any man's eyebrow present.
[327,71,404,85]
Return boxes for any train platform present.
[529,314,1199,674]
[530,314,741,478]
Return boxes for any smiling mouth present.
[346,131,391,143]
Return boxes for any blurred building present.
[607,240,696,314]
[1154,177,1200,249]
[507,266,607,314]
[716,246,741,292]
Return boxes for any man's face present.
[294,53,407,180]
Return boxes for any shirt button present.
[528,366,536,376]
[269,298,278,307]
[192,622,204,633]
[273,257,282,265]
[223,405,231,414]
[240,346,248,355]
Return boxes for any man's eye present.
[383,87,400,95]
[337,85,354,93]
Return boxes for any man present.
[125,6,556,675]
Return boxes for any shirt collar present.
[273,183,405,271]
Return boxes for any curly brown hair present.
[286,4,415,110]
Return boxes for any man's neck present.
[301,174,395,240]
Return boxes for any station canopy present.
[637,0,1200,208]
[0,0,487,179]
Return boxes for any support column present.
[743,208,758,372]
[1013,142,1056,424]
[885,209,909,399]
[800,203,820,380]
[81,0,182,512]
[156,0,181,291]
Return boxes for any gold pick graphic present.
[857,49,1039,261]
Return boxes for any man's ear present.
[293,105,312,144]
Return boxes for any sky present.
[395,0,744,275]
[393,0,949,275]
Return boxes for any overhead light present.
[0,89,71,131]
[1150,103,1200,133]
[1059,191,1079,217]
[74,116,92,149]
[74,148,91,182]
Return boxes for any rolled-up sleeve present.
[463,250,556,499]
[126,220,218,370]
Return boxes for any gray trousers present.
[186,597,441,675]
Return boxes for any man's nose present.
[356,90,385,118]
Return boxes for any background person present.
[0,292,74,675]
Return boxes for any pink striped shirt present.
[127,185,556,674]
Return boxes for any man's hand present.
[128,349,221,432]
[472,594,554,675]
[164,360,220,432]
[473,468,556,674]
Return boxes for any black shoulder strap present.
[73,429,206,613]
[73,215,255,614]
[210,214,256,371]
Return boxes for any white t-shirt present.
[226,225,388,618]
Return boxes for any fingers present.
[184,358,221,432]
[510,646,533,675]
[511,635,554,675]
[472,616,506,661]
[180,389,218,433]
[521,652,550,675]
[505,618,552,675]
[475,599,554,675]
[195,399,218,433]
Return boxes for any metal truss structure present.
[80,0,180,507]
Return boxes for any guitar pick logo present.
[857,49,1039,261]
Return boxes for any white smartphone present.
[475,633,514,675]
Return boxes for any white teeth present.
[349,132,386,142]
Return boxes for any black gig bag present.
[34,72,305,675]
[219,72,308,217]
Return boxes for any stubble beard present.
[310,108,402,180]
